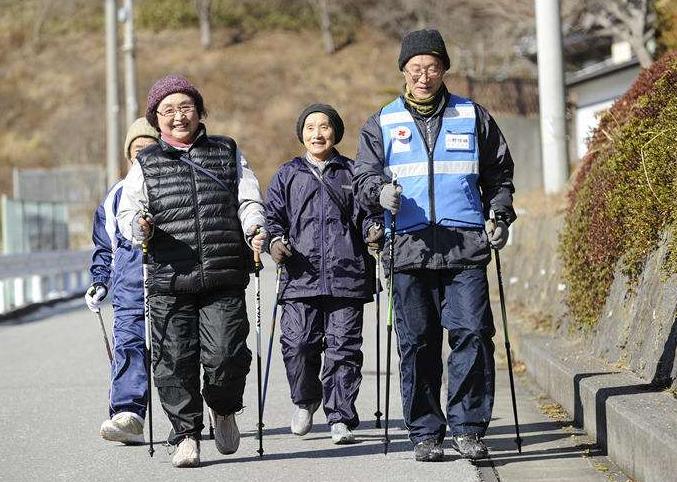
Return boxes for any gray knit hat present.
[124,117,159,161]
[296,104,344,144]
[145,74,206,128]
[398,29,450,71]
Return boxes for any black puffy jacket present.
[137,133,251,294]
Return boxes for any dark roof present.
[566,58,640,87]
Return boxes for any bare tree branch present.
[582,0,656,67]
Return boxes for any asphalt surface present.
[0,263,626,481]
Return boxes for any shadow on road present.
[481,419,601,467]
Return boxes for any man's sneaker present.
[209,408,240,455]
[330,422,355,444]
[450,433,489,460]
[414,438,444,462]
[99,412,144,445]
[290,401,321,436]
[172,436,200,468]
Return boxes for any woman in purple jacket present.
[265,104,382,444]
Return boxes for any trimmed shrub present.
[560,52,677,329]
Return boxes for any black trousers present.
[149,289,251,443]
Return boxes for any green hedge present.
[137,0,321,33]
[560,52,677,329]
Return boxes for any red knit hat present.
[145,74,206,128]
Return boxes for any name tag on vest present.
[445,133,473,151]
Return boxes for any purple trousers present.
[280,296,364,429]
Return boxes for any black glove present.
[270,238,292,264]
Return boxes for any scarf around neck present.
[403,83,445,116]
[160,125,206,150]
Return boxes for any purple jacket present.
[265,153,380,301]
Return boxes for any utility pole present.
[122,0,138,128]
[535,0,569,193]
[105,0,120,188]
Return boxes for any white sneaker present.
[209,408,240,455]
[331,422,355,444]
[172,436,200,468]
[99,412,144,445]
[290,401,321,436]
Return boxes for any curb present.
[512,331,677,482]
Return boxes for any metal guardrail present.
[0,250,91,315]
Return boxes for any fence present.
[0,250,90,315]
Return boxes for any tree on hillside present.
[579,0,656,67]
[195,0,212,49]
[361,0,538,79]
[315,0,335,54]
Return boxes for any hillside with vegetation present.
[0,0,542,194]
[1,0,674,196]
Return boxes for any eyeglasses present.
[156,104,196,117]
[404,66,443,82]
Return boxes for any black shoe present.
[450,433,488,460]
[414,439,444,462]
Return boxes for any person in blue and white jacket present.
[86,117,159,445]
[353,29,516,462]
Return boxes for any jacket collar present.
[293,149,345,172]
[158,124,208,154]
[401,84,449,120]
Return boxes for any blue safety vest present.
[379,95,484,234]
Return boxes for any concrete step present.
[513,331,677,482]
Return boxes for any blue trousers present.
[280,297,364,429]
[109,311,147,419]
[393,268,495,444]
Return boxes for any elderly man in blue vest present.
[353,29,516,462]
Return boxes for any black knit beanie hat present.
[398,29,451,71]
[296,104,344,144]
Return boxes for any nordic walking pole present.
[490,211,522,454]
[374,251,382,429]
[94,309,113,364]
[384,178,398,455]
[262,265,282,414]
[254,247,264,457]
[208,405,215,440]
[142,240,155,458]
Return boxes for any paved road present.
[0,264,627,481]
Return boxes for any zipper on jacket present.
[425,119,436,224]
[319,168,328,294]
[188,158,206,287]
[412,117,437,226]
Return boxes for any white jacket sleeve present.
[236,148,266,235]
[116,161,149,244]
